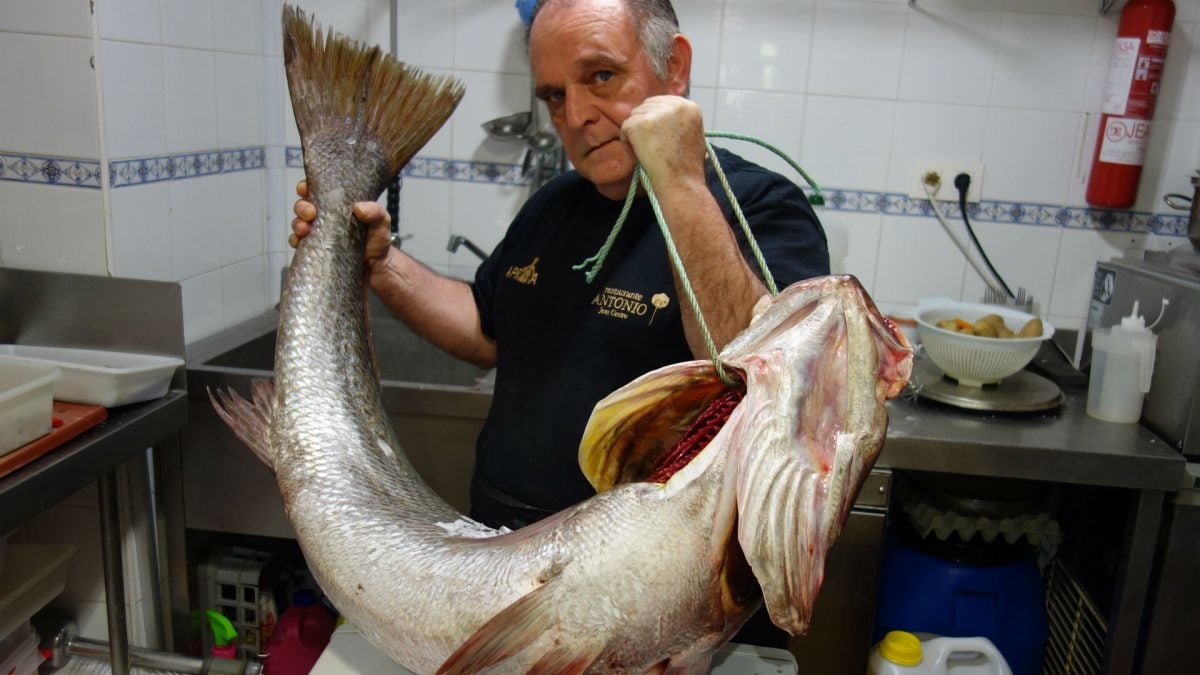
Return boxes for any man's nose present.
[562,84,600,129]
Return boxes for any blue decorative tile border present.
[5,147,1189,238]
[0,152,103,188]
[0,148,266,189]
[821,188,1191,237]
[109,146,265,187]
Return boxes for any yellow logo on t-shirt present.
[592,287,671,324]
[505,257,539,285]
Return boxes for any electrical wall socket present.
[909,161,984,203]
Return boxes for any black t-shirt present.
[470,147,829,515]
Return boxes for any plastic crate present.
[0,356,60,456]
[198,547,274,658]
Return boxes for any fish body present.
[212,7,912,674]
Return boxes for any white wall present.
[1,0,1198,647]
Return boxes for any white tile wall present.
[675,0,722,89]
[170,176,223,279]
[800,95,896,191]
[990,12,1096,112]
[215,52,264,148]
[96,0,162,43]
[181,269,225,345]
[713,89,807,179]
[395,0,455,68]
[886,101,989,193]
[164,47,219,153]
[398,178,453,269]
[219,172,267,265]
[222,255,269,327]
[981,108,1082,203]
[898,6,1002,106]
[0,33,100,158]
[454,0,528,76]
[213,0,265,54]
[808,0,908,99]
[0,183,107,274]
[101,40,168,159]
[161,0,215,49]
[0,0,91,37]
[873,215,969,306]
[109,183,175,281]
[719,0,816,93]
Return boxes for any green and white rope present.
[573,131,821,385]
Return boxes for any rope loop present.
[574,131,820,385]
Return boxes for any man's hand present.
[620,95,707,190]
[289,180,395,271]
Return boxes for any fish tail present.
[282,4,463,195]
[209,379,276,470]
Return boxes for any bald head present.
[525,0,680,80]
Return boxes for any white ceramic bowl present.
[914,298,1054,387]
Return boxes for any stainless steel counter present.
[0,391,188,534]
[881,387,1186,491]
[875,359,1186,675]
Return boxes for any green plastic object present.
[205,610,237,647]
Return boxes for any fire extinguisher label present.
[1146,30,1170,46]
[1099,117,1151,166]
[1102,37,1140,116]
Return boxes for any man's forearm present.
[368,247,498,369]
[654,179,769,359]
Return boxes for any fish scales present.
[210,5,913,674]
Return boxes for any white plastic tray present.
[0,356,60,457]
[0,345,183,407]
[0,542,75,640]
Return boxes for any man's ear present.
[666,34,692,96]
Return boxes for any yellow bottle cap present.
[879,630,923,666]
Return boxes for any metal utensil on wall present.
[1162,171,1199,250]
[480,82,564,193]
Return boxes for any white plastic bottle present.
[867,631,1013,675]
[1087,301,1159,423]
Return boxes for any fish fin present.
[209,379,276,470]
[282,5,463,195]
[435,582,602,675]
[527,648,600,675]
[578,361,729,492]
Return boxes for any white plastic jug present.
[1087,300,1159,423]
[867,631,1013,675]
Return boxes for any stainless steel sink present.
[180,303,492,537]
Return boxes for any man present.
[291,0,828,530]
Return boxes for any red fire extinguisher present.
[1085,0,1176,209]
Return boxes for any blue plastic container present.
[873,528,1048,675]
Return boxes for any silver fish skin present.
[211,6,913,675]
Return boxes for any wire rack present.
[1043,556,1108,675]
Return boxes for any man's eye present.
[594,70,614,83]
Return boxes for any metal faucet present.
[447,235,489,261]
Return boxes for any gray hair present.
[524,0,681,80]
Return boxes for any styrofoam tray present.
[0,623,42,675]
[0,356,60,457]
[0,345,182,407]
[0,542,75,640]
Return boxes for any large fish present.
[212,6,912,674]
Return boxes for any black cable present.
[954,173,1015,300]
[954,173,1078,367]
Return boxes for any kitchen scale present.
[311,624,798,674]
[910,357,1063,413]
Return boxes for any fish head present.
[722,275,912,635]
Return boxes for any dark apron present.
[468,471,558,531]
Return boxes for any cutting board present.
[0,402,107,479]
